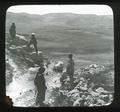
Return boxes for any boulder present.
[6,62,14,85]
[95,87,108,94]
[6,71,13,86]
[12,34,28,46]
[28,67,39,74]
[8,46,26,57]
[53,61,64,73]
[29,51,44,66]
[73,99,81,106]
[17,45,32,52]
[24,58,35,67]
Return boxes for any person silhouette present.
[66,53,75,89]
[34,67,47,106]
[28,33,38,54]
[9,23,16,40]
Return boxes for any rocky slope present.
[6,34,114,107]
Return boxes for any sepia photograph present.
[5,5,114,107]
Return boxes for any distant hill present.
[6,12,113,36]
[6,12,114,55]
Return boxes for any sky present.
[7,5,113,15]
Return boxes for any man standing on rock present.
[9,23,16,41]
[34,66,47,106]
[28,33,38,54]
[66,53,75,89]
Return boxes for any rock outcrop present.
[6,34,114,107]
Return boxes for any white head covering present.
[31,33,35,35]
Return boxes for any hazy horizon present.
[7,11,113,16]
[7,5,113,16]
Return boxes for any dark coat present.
[34,73,47,92]
[66,59,74,76]
[34,73,47,103]
[9,23,16,39]
[28,35,38,53]
[30,36,37,45]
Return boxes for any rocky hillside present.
[6,34,114,107]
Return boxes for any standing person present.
[34,67,47,106]
[66,53,75,89]
[9,23,16,40]
[28,33,38,54]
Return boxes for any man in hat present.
[34,67,47,106]
[66,53,75,89]
[28,33,38,54]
